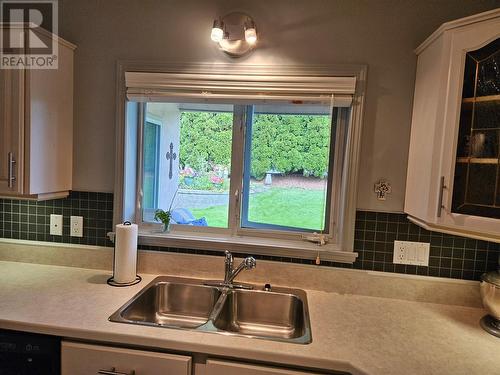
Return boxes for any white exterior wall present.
[146,103,181,211]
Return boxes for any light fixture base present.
[216,12,256,58]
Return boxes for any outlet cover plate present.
[393,240,430,266]
[49,214,63,236]
[70,216,83,237]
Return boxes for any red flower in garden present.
[210,175,223,184]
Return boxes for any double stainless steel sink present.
[109,276,311,344]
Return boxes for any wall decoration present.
[166,142,177,180]
[375,179,392,200]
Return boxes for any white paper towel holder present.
[107,221,142,287]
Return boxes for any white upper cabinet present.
[0,31,75,200]
[405,9,500,242]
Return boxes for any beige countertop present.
[0,260,498,375]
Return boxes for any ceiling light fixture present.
[210,12,257,57]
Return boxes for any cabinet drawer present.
[206,359,324,375]
[61,341,191,375]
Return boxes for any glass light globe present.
[245,27,257,44]
[211,26,224,42]
[211,20,224,42]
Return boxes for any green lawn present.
[191,188,326,230]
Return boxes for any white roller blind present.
[125,71,355,107]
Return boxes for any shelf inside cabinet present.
[462,94,500,104]
[456,157,499,164]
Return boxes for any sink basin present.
[213,289,307,341]
[109,277,221,328]
[109,276,311,344]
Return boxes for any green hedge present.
[179,112,233,173]
[179,112,332,179]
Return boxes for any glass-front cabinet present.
[452,38,500,219]
[405,9,500,242]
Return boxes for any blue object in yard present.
[171,208,208,226]
[191,217,208,226]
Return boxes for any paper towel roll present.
[113,222,138,283]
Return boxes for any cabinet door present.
[24,42,73,195]
[61,341,192,375]
[437,15,500,237]
[450,38,500,218]
[0,68,24,195]
[205,359,325,375]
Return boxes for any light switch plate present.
[49,214,63,236]
[70,216,83,237]
[393,240,430,266]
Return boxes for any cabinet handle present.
[7,152,16,188]
[437,176,447,217]
[98,368,135,375]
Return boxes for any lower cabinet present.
[61,341,333,375]
[205,359,324,375]
[61,341,192,375]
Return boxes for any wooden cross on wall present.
[166,142,177,180]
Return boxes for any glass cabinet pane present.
[452,38,500,218]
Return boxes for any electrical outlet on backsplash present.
[0,193,498,281]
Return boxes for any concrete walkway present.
[172,176,325,210]
[173,190,229,210]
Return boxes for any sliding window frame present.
[239,106,340,235]
[236,106,349,242]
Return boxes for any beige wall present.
[59,0,499,212]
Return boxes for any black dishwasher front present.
[0,329,60,375]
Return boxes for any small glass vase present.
[162,221,171,233]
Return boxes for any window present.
[142,102,234,227]
[139,102,336,234]
[241,104,336,233]
[117,64,366,263]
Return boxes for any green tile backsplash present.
[0,192,498,281]
[0,191,113,246]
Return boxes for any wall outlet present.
[393,240,430,266]
[70,216,83,237]
[49,214,63,236]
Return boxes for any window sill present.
[110,229,358,263]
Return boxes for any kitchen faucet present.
[205,250,256,289]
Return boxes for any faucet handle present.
[243,257,256,270]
